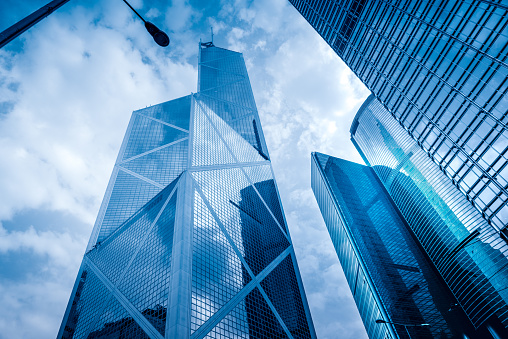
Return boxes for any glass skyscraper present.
[311,153,488,339]
[291,0,508,335]
[289,0,508,236]
[350,97,508,336]
[58,43,316,339]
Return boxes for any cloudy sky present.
[0,0,370,338]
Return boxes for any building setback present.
[289,0,508,233]
[58,43,316,339]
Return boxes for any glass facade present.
[289,0,508,246]
[58,44,316,338]
[311,152,485,338]
[351,97,508,335]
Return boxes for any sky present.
[0,0,370,338]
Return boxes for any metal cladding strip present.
[191,279,257,339]
[117,167,165,189]
[115,185,177,284]
[195,99,290,241]
[165,172,194,339]
[192,179,257,279]
[199,77,248,94]
[239,165,291,240]
[199,63,247,79]
[191,247,293,339]
[257,283,296,339]
[83,257,164,339]
[197,92,257,112]
[190,160,269,172]
[288,250,318,339]
[119,137,189,165]
[311,153,399,339]
[188,95,196,169]
[135,112,190,132]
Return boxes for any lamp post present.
[375,319,430,339]
[122,0,169,47]
[0,0,71,49]
[0,0,169,49]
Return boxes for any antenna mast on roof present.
[200,27,215,48]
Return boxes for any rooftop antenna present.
[200,27,214,48]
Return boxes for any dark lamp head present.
[144,22,169,47]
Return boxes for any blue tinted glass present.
[199,65,245,91]
[243,165,287,233]
[192,101,236,166]
[191,191,251,333]
[123,114,188,160]
[193,168,289,276]
[97,170,162,242]
[244,287,289,338]
[120,139,188,186]
[135,95,191,130]
[117,192,178,336]
[260,255,312,339]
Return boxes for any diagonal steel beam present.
[84,257,164,339]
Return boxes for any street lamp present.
[375,319,429,339]
[0,0,169,49]
[122,0,169,47]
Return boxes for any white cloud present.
[165,0,200,32]
[0,224,85,269]
[0,279,79,339]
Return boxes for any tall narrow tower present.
[311,152,486,338]
[350,96,508,334]
[58,43,316,339]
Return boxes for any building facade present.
[350,96,508,336]
[58,44,316,339]
[311,152,490,338]
[289,0,508,236]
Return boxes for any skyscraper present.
[291,0,508,334]
[289,0,508,233]
[58,43,316,339]
[311,152,490,339]
[350,96,508,335]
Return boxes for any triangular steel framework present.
[58,44,316,339]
